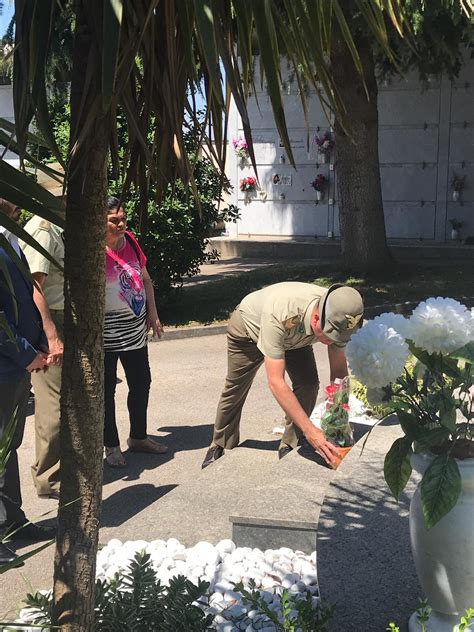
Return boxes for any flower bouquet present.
[314,131,334,162]
[346,300,474,528]
[232,137,249,160]
[239,176,257,193]
[311,174,326,200]
[321,378,354,467]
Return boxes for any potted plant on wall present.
[314,131,334,163]
[346,302,474,632]
[311,173,327,201]
[451,173,466,202]
[449,218,463,240]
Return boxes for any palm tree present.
[0,1,433,628]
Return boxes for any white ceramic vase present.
[408,452,474,632]
[316,190,323,201]
[451,228,459,240]
[318,151,328,164]
[452,190,460,202]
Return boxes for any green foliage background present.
[39,94,240,299]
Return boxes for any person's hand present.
[147,313,164,339]
[304,425,341,468]
[26,352,49,373]
[46,337,64,367]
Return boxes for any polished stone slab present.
[230,515,318,554]
[317,423,421,631]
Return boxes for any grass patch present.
[160,261,473,328]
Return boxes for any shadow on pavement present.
[157,423,214,451]
[101,483,177,528]
[102,446,173,486]
[239,438,280,452]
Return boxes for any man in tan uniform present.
[201,282,363,469]
[21,216,64,499]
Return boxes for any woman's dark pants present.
[104,346,151,448]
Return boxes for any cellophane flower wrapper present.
[321,380,354,448]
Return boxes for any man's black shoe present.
[0,542,22,567]
[201,445,224,469]
[6,521,56,542]
[278,444,293,460]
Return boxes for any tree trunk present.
[52,2,110,629]
[331,34,392,272]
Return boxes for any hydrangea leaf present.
[396,410,422,439]
[450,342,474,365]
[384,437,413,500]
[414,427,450,452]
[439,401,457,433]
[421,455,461,529]
[407,342,434,370]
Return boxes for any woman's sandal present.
[127,436,168,454]
[105,446,127,468]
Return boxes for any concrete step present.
[209,236,474,262]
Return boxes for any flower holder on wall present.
[311,173,327,203]
[232,136,249,162]
[314,131,334,165]
[451,173,465,204]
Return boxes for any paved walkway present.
[1,331,333,619]
[181,257,329,287]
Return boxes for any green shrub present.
[124,165,239,300]
[34,91,240,300]
[18,552,334,632]
[234,579,334,632]
[21,552,214,631]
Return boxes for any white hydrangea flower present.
[408,297,473,355]
[372,312,411,339]
[346,321,409,388]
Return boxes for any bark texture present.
[331,34,392,272]
[52,2,109,629]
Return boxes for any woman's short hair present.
[107,196,122,212]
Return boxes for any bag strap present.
[124,232,141,263]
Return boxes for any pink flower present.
[233,136,249,159]
[314,131,334,153]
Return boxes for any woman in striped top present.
[104,197,168,468]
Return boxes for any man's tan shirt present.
[239,281,339,360]
[21,216,64,310]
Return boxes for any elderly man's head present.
[0,199,21,223]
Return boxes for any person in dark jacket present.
[0,199,56,566]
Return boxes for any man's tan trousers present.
[212,309,319,450]
[30,310,63,496]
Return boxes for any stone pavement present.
[1,331,333,619]
[0,267,423,628]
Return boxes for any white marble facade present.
[226,55,474,242]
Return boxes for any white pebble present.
[210,591,224,603]
[214,580,233,593]
[216,539,236,555]
[302,572,318,585]
[224,590,241,603]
